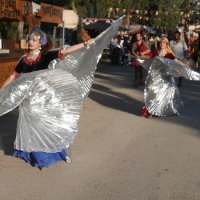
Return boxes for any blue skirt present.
[13,149,68,169]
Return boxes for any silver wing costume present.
[0,17,123,153]
[138,57,200,117]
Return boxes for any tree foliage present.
[0,22,18,39]
[1,0,196,39]
[152,0,185,28]
[34,0,196,28]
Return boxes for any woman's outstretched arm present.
[60,39,94,56]
[1,74,16,89]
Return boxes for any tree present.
[0,21,18,39]
[144,0,185,29]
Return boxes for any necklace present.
[29,50,41,57]
[23,53,42,64]
[25,49,41,64]
[159,49,166,57]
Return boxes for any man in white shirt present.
[110,36,118,47]
[110,36,118,60]
[170,30,188,87]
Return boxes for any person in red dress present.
[132,32,151,87]
[141,37,175,117]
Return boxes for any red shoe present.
[141,106,151,118]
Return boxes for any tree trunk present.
[53,26,57,48]
[71,1,78,13]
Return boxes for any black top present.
[15,50,59,74]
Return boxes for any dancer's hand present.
[84,39,95,47]
[61,39,95,56]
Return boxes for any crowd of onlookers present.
[108,24,200,87]
[109,30,200,67]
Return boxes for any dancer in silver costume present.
[0,17,123,168]
[138,37,200,118]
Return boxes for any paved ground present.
[0,62,200,200]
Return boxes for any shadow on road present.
[90,64,144,115]
[161,79,200,132]
[93,63,200,132]
[89,83,144,115]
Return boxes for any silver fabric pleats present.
[138,57,200,117]
[0,17,123,153]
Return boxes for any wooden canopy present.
[0,0,32,21]
[0,1,64,29]
[37,3,63,24]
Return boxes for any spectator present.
[110,36,118,54]
[170,30,188,87]
[122,43,130,66]
[131,32,151,87]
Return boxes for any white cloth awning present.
[32,2,41,14]
[63,10,79,29]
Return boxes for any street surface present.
[0,62,200,200]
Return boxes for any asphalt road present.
[0,62,200,200]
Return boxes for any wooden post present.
[62,22,65,48]
[17,21,24,41]
[53,26,57,48]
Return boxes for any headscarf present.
[26,28,47,46]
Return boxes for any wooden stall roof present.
[0,0,32,21]
[37,3,64,24]
[0,1,64,26]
